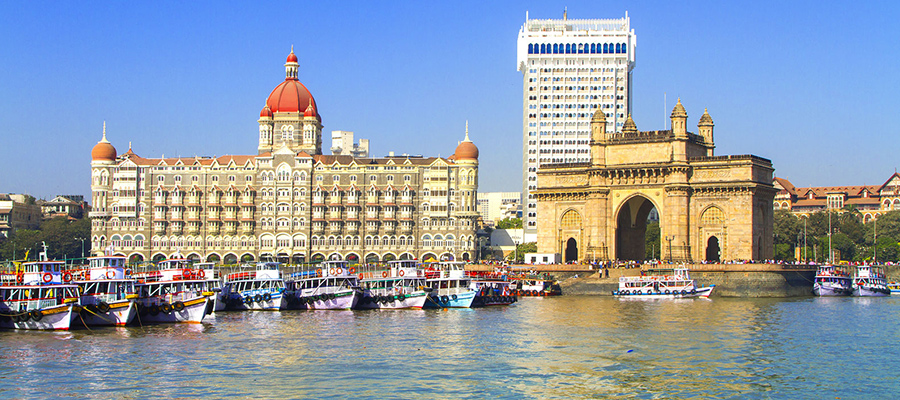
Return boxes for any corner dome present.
[453,121,478,161]
[260,104,273,118]
[91,122,117,161]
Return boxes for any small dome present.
[91,123,117,161]
[304,100,316,118]
[699,108,714,126]
[591,107,606,122]
[260,104,273,118]
[453,121,478,161]
[670,98,688,118]
[622,114,638,134]
[286,49,298,63]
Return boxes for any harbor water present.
[2,296,898,399]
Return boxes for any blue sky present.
[1,1,898,200]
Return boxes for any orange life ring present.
[198,269,206,279]
[106,270,116,279]
[43,273,53,283]
[16,274,23,284]
[183,269,192,279]
[382,271,388,278]
[358,273,364,280]
[336,267,343,275]
[63,272,73,282]
[316,268,323,277]
[125,268,133,276]
[349,267,356,274]
[398,270,405,277]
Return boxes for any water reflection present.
[1,297,898,398]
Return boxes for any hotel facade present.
[517,12,636,235]
[90,50,480,264]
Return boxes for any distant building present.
[774,173,900,222]
[517,11,637,235]
[476,192,521,226]
[0,194,42,237]
[38,195,85,219]
[330,130,369,158]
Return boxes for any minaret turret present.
[698,108,715,156]
[670,98,688,138]
[590,107,607,165]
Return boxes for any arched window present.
[700,207,725,225]
[528,44,533,54]
[603,43,608,53]
[560,210,582,229]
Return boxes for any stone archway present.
[615,195,657,261]
[706,236,721,262]
[564,238,578,263]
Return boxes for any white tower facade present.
[517,11,636,234]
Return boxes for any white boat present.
[0,258,82,331]
[133,258,215,323]
[422,261,477,308]
[852,265,890,297]
[888,282,900,295]
[193,262,225,312]
[812,264,852,296]
[221,261,285,311]
[284,260,359,310]
[71,255,138,326]
[614,267,714,298]
[357,260,428,309]
[508,273,562,297]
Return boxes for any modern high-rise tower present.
[517,11,636,234]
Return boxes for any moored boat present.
[357,260,428,309]
[613,267,714,298]
[221,261,285,310]
[508,272,562,297]
[133,258,214,323]
[284,260,359,310]
[852,265,890,297]
[423,261,476,308]
[468,274,517,307]
[888,282,900,295]
[71,255,138,326]
[812,264,852,296]
[0,258,82,331]
[193,262,225,312]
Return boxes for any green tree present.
[645,221,660,260]
[496,217,522,229]
[507,242,536,263]
[773,209,800,261]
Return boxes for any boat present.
[812,264,853,296]
[283,260,360,310]
[613,267,714,298]
[356,260,428,309]
[422,261,477,308]
[0,251,82,330]
[71,255,138,326]
[852,265,890,297]
[133,258,215,323]
[467,272,517,307]
[221,261,286,310]
[508,272,562,296]
[193,262,225,312]
[888,282,900,295]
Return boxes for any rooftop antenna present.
[563,7,567,20]
[664,92,667,129]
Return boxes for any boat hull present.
[472,294,517,307]
[136,296,211,324]
[853,286,891,297]
[424,290,476,308]
[614,285,715,299]
[356,292,428,309]
[286,290,357,310]
[78,299,137,326]
[0,304,78,331]
[813,284,852,296]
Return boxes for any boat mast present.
[873,217,877,264]
[828,211,833,264]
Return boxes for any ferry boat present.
[71,255,138,326]
[812,264,853,296]
[467,272,517,307]
[509,273,562,297]
[193,262,225,312]
[613,267,714,298]
[133,258,215,323]
[221,261,285,310]
[888,282,900,295]
[357,260,428,309]
[284,261,360,310]
[0,256,82,331]
[422,261,477,308]
[852,265,890,297]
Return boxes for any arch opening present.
[615,195,658,261]
[564,238,578,263]
[706,236,721,262]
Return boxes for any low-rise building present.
[0,194,42,237]
[774,173,900,222]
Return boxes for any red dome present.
[92,141,117,161]
[454,141,479,161]
[304,100,316,118]
[260,104,273,118]
[267,79,318,115]
[286,50,298,63]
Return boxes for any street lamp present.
[665,235,675,262]
[75,237,86,261]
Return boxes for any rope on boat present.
[81,305,115,324]
[78,312,93,332]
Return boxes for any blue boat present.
[423,261,477,308]
[221,261,285,310]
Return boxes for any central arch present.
[706,236,721,262]
[564,238,578,262]
[615,195,657,261]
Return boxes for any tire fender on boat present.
[263,293,272,302]
[254,294,263,303]
[173,301,185,312]
[30,310,43,321]
[97,302,110,313]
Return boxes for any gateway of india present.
[535,101,776,263]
